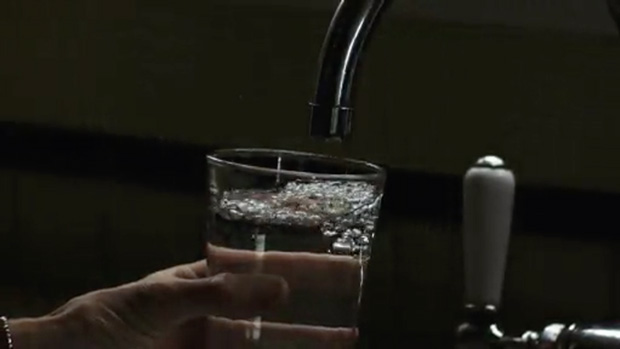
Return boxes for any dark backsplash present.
[1,121,619,241]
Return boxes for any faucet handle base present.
[456,304,505,349]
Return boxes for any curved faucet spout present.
[309,0,392,140]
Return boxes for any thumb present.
[170,273,289,322]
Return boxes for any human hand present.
[9,260,288,349]
[155,245,363,348]
[202,244,362,349]
[8,252,360,349]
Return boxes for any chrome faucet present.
[309,0,620,141]
[308,0,392,140]
[456,156,620,349]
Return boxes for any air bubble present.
[216,180,381,258]
[358,235,370,245]
[323,230,339,237]
[331,238,353,255]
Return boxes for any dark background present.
[1,1,620,347]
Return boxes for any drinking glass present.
[205,148,385,348]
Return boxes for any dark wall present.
[2,1,620,192]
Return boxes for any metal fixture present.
[456,155,620,349]
[308,0,392,140]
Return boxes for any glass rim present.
[206,148,386,181]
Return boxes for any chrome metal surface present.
[548,323,620,349]
[458,320,620,348]
[309,0,392,140]
[456,304,505,349]
[473,156,506,169]
[537,324,566,347]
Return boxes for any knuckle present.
[135,280,178,305]
[66,292,105,315]
[59,293,107,331]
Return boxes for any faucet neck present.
[309,0,391,140]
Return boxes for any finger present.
[144,260,209,282]
[206,317,357,349]
[171,273,289,322]
[173,260,209,279]
[206,244,362,295]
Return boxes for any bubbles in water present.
[323,230,339,237]
[331,238,353,255]
[216,180,381,258]
[358,234,370,245]
[218,180,378,226]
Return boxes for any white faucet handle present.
[463,155,515,307]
